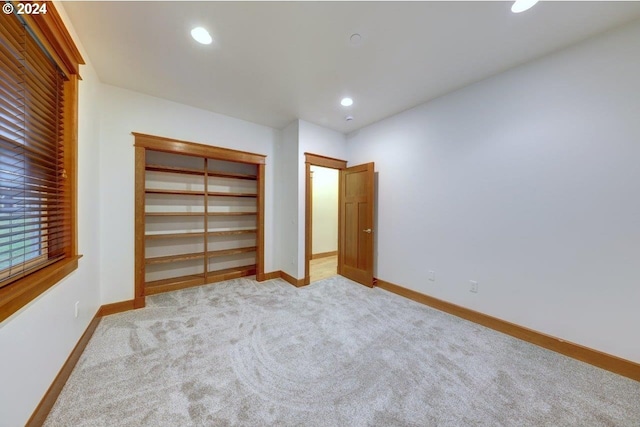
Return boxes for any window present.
[0,3,84,322]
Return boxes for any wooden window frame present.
[0,2,85,323]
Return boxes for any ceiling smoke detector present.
[349,33,362,46]
[345,115,354,122]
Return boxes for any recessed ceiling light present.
[341,97,354,107]
[191,27,212,45]
[511,0,539,13]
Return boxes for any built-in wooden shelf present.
[145,246,256,265]
[146,189,256,198]
[145,232,206,240]
[207,229,257,236]
[146,212,257,217]
[144,230,256,240]
[207,264,257,280]
[207,246,257,258]
[144,230,256,239]
[208,171,257,180]
[145,212,205,216]
[145,251,205,265]
[146,164,205,176]
[145,274,205,295]
[146,164,257,181]
[146,189,205,196]
[207,212,256,216]
[208,192,257,198]
[136,135,265,300]
[144,264,257,295]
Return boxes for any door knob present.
[363,229,372,233]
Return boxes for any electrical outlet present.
[74,301,80,318]
[470,281,478,293]
[428,271,435,281]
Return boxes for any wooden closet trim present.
[133,133,266,164]
[256,164,266,281]
[133,146,146,308]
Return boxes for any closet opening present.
[134,133,266,306]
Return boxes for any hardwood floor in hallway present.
[310,255,337,283]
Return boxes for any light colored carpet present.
[45,276,640,426]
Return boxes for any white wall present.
[98,85,279,303]
[311,166,338,254]
[275,121,300,278]
[347,21,640,363]
[274,120,347,279]
[297,120,347,277]
[0,3,102,425]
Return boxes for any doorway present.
[304,153,376,287]
[309,165,339,282]
[304,153,347,285]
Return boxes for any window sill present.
[0,255,82,323]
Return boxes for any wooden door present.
[339,163,375,287]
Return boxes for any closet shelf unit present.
[134,133,266,304]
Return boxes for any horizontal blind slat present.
[0,48,23,80]
[0,11,69,287]
[0,11,24,40]
[0,84,24,114]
